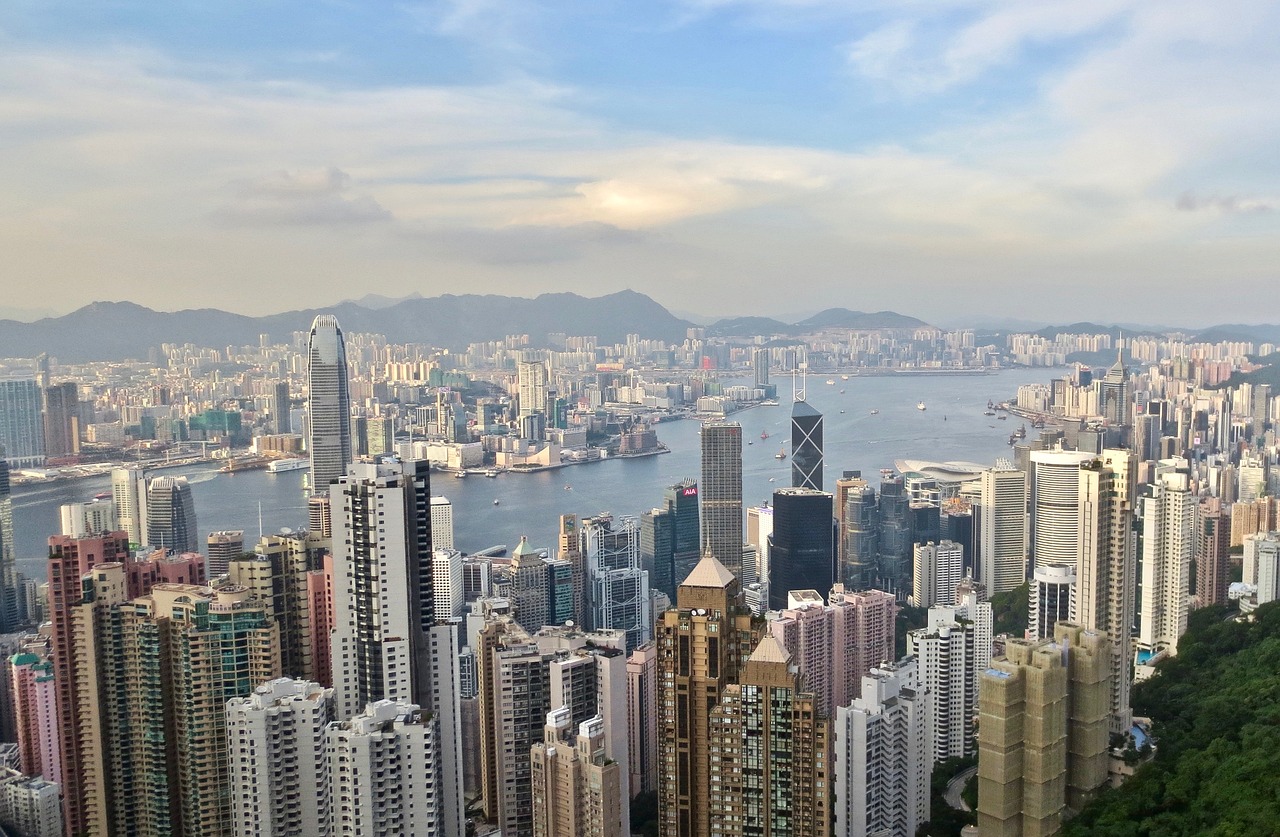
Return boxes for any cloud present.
[213,168,393,226]
[1176,193,1274,215]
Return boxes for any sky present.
[1,0,1278,327]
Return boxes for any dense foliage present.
[990,582,1028,636]
[1063,602,1280,837]
[918,756,977,837]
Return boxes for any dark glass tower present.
[700,421,743,580]
[645,478,702,600]
[767,488,835,609]
[791,399,823,491]
[842,482,879,590]
[878,475,910,589]
[0,458,17,631]
[146,475,199,554]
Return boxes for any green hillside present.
[1063,602,1280,837]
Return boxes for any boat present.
[267,458,309,474]
[840,409,845,414]
[768,477,775,482]
[983,409,996,416]
[839,389,846,394]
[455,471,468,478]
[997,414,1007,420]
[841,375,850,380]
[485,469,499,478]
[1014,424,1027,440]
[826,379,835,385]
[917,401,926,411]
[93,492,112,501]
[747,440,754,445]
[870,409,879,415]
[774,446,787,460]
[564,484,573,491]
[493,499,500,505]
[761,430,770,440]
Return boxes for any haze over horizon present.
[3,1,1278,325]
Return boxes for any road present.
[945,765,978,812]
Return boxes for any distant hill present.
[706,308,926,338]
[1193,324,1280,345]
[1034,322,1165,339]
[0,290,694,363]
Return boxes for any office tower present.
[512,537,552,633]
[705,635,831,837]
[583,515,651,652]
[941,498,976,576]
[767,488,834,610]
[977,623,1111,837]
[363,415,393,456]
[836,474,878,590]
[644,480,700,601]
[273,380,292,434]
[110,466,149,546]
[910,540,963,608]
[1075,450,1136,732]
[907,593,993,762]
[834,660,931,837]
[328,700,442,837]
[307,315,352,493]
[1098,346,1130,426]
[878,475,910,589]
[434,549,465,620]
[699,421,744,580]
[350,415,369,458]
[558,514,588,627]
[1030,564,1075,640]
[58,498,116,538]
[0,379,45,467]
[517,360,549,420]
[1196,499,1230,608]
[308,492,333,540]
[229,534,317,681]
[431,495,454,551]
[328,459,464,837]
[625,643,658,797]
[656,555,758,837]
[978,464,1028,594]
[1253,535,1280,605]
[1030,450,1093,570]
[46,532,131,837]
[1138,469,1194,658]
[791,399,824,490]
[9,652,59,782]
[530,710,624,837]
[1133,413,1162,462]
[42,382,79,459]
[207,529,244,578]
[0,461,15,632]
[226,678,335,837]
[145,475,199,554]
[1237,454,1266,503]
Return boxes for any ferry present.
[774,446,787,460]
[869,409,879,415]
[841,375,850,380]
[917,401,926,411]
[267,458,309,474]
[826,379,836,385]
[455,470,468,478]
[485,469,500,478]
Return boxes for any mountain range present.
[0,292,931,363]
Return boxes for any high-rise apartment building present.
[517,360,549,421]
[206,529,244,578]
[705,634,831,837]
[1075,449,1136,732]
[1138,468,1194,659]
[226,678,335,837]
[0,771,62,837]
[0,379,45,467]
[834,660,931,837]
[625,643,658,798]
[910,540,963,608]
[307,315,352,493]
[699,421,744,580]
[656,555,758,837]
[751,347,769,388]
[583,515,651,653]
[0,460,16,632]
[908,592,992,762]
[145,475,199,554]
[9,650,60,783]
[228,533,320,682]
[431,494,455,551]
[791,399,824,491]
[767,487,834,610]
[530,710,624,837]
[978,464,1028,594]
[58,498,116,538]
[42,381,79,459]
[1195,498,1230,608]
[328,459,464,837]
[328,700,442,837]
[977,623,1111,837]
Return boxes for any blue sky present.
[1,0,1278,325]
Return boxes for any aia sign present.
[682,487,698,497]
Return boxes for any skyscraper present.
[307,315,352,494]
[272,380,292,435]
[1195,498,1230,609]
[767,487,835,610]
[110,466,148,547]
[834,660,931,837]
[977,624,1111,837]
[791,399,824,491]
[558,514,588,628]
[1030,564,1075,641]
[1138,467,1194,659]
[0,379,45,468]
[517,360,549,421]
[1030,450,1093,570]
[206,529,244,578]
[699,421,744,580]
[42,381,79,459]
[907,593,993,762]
[1075,449,1137,732]
[642,480,700,600]
[656,555,757,837]
[910,540,964,608]
[978,464,1028,594]
[530,710,624,837]
[583,515,651,653]
[1098,345,1130,427]
[145,475,199,554]
[328,459,464,837]
[0,460,16,632]
[836,475,878,591]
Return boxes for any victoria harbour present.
[10,368,1046,574]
